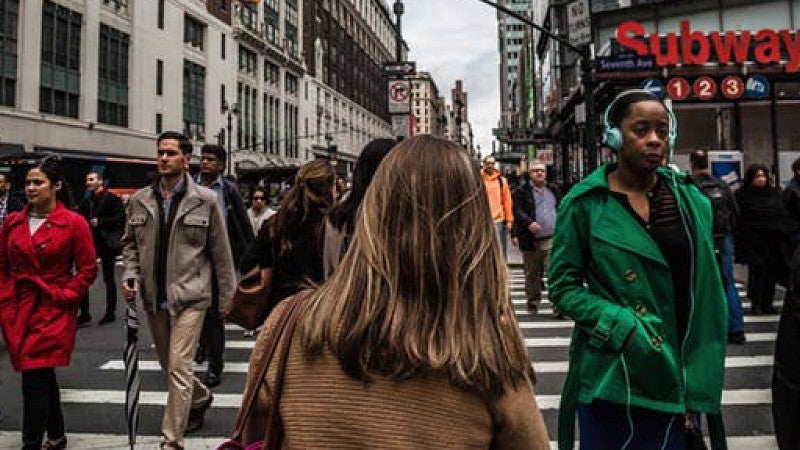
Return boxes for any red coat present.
[0,202,98,372]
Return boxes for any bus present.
[0,149,158,205]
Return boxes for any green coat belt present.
[547,165,728,450]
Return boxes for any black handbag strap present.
[229,290,308,443]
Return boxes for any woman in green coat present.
[548,90,728,450]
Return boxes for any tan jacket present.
[240,299,550,449]
[121,174,236,314]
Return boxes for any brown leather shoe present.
[185,394,213,434]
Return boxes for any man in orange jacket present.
[481,156,514,257]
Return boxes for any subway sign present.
[616,20,800,72]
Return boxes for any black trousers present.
[79,251,118,317]
[749,264,779,313]
[21,368,65,450]
[773,296,800,449]
[199,281,224,375]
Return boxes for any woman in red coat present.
[0,161,97,450]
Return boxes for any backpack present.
[695,176,733,237]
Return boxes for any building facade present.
[299,0,395,170]
[496,0,535,149]
[409,71,445,137]
[0,0,238,161]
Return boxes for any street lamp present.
[393,0,404,62]
[221,100,239,176]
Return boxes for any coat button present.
[635,305,647,315]
[624,269,637,282]
[651,336,662,345]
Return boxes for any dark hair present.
[792,157,800,174]
[690,150,709,170]
[607,90,664,128]
[272,159,336,256]
[157,131,193,155]
[200,143,227,163]
[329,138,396,234]
[743,163,770,187]
[86,170,104,181]
[251,187,267,200]
[33,159,74,208]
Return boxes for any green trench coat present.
[548,165,728,450]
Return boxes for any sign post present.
[567,0,591,47]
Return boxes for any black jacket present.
[512,181,560,252]
[78,188,125,256]
[220,178,255,271]
[735,185,792,276]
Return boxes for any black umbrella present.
[124,303,141,450]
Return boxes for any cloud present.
[402,0,500,154]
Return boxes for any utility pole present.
[476,0,598,171]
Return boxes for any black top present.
[248,207,326,304]
[610,177,693,341]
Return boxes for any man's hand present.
[528,222,542,234]
[121,278,139,302]
[505,222,513,231]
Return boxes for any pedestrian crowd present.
[1,88,799,449]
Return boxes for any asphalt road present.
[0,264,780,449]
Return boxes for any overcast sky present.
[401,0,500,156]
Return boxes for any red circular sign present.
[721,76,744,99]
[693,77,717,100]
[667,77,690,100]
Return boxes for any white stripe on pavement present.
[0,432,225,450]
[100,354,774,375]
[517,315,779,329]
[0,432,778,450]
[57,388,771,411]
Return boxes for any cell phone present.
[126,279,135,289]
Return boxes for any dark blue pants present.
[577,400,687,450]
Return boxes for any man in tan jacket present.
[121,131,236,450]
[481,156,514,257]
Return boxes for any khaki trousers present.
[147,307,211,450]
[522,238,552,304]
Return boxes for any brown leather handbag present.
[225,267,274,330]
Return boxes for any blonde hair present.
[302,135,531,395]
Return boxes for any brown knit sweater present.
[239,300,550,449]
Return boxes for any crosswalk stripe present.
[517,315,779,329]
[100,354,775,375]
[0,432,225,450]
[58,388,771,411]
[0,432,778,450]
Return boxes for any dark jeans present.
[773,296,800,449]
[577,400,687,449]
[79,251,118,317]
[199,282,224,375]
[22,368,65,450]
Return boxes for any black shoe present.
[186,394,213,433]
[98,313,116,325]
[76,314,92,327]
[526,300,538,314]
[205,371,221,388]
[42,436,67,449]
[728,331,746,345]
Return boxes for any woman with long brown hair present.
[236,135,549,448]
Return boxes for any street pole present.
[474,0,598,171]
[393,0,404,63]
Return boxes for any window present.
[156,59,163,95]
[264,1,279,46]
[184,15,204,50]
[182,60,205,140]
[238,45,257,77]
[285,73,298,96]
[0,0,20,107]
[156,113,163,134]
[239,3,257,32]
[102,0,128,10]
[157,0,164,29]
[264,61,279,86]
[40,0,81,118]
[221,33,226,60]
[98,24,129,127]
[220,84,225,112]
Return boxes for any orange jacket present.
[481,170,514,224]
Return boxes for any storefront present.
[591,0,800,186]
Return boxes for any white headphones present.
[602,89,678,153]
